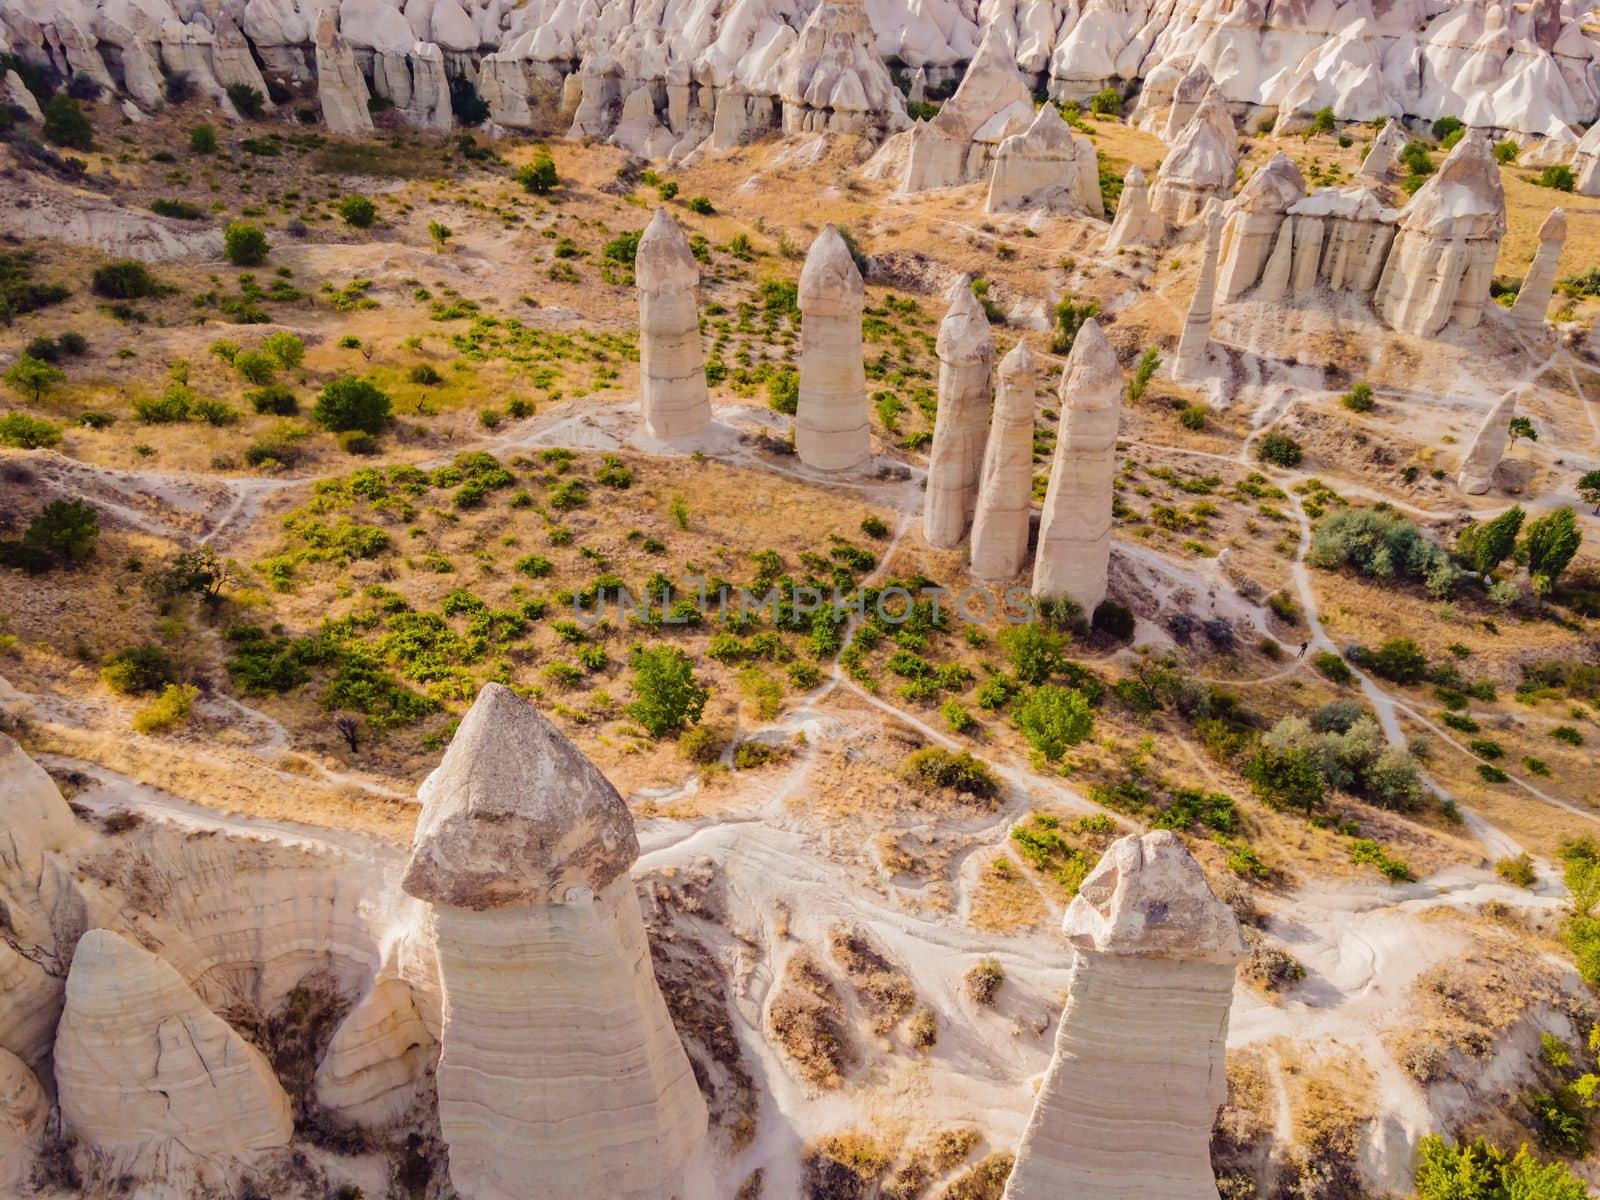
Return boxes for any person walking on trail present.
[1298,641,1308,659]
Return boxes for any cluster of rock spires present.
[0,689,1249,1198]
[7,0,1600,152]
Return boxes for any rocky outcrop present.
[0,1048,46,1190]
[3,71,42,122]
[1510,207,1566,336]
[1284,186,1398,295]
[1575,119,1600,195]
[314,975,434,1127]
[314,9,374,137]
[1174,204,1224,379]
[1149,88,1238,232]
[778,0,907,138]
[902,23,1034,191]
[1217,153,1305,302]
[1002,831,1247,1198]
[1,730,77,874]
[402,683,707,1200]
[212,11,274,112]
[1357,120,1409,182]
[925,279,995,550]
[1132,58,1214,141]
[636,207,713,445]
[1033,318,1120,612]
[1103,166,1165,253]
[985,103,1101,216]
[1374,131,1506,338]
[796,225,871,473]
[1458,387,1520,495]
[373,41,454,130]
[970,339,1037,581]
[54,929,294,1165]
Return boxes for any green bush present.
[248,384,297,415]
[1366,637,1428,684]
[1522,507,1582,596]
[16,498,99,565]
[1538,164,1576,192]
[4,356,66,404]
[1494,140,1520,164]
[92,259,157,299]
[686,195,714,214]
[1257,432,1303,467]
[767,367,799,415]
[1414,1134,1588,1200]
[1457,506,1524,575]
[1342,382,1374,412]
[628,645,707,737]
[899,747,999,801]
[678,724,724,764]
[189,123,217,154]
[150,197,204,220]
[233,349,276,385]
[1312,651,1353,684]
[1051,296,1100,354]
[42,95,92,150]
[262,332,304,369]
[337,194,378,228]
[0,411,61,448]
[515,152,559,194]
[999,622,1067,685]
[1310,507,1455,593]
[132,682,198,734]
[223,222,270,267]
[1088,87,1122,116]
[226,83,265,118]
[313,376,392,434]
[100,644,175,695]
[1015,685,1094,761]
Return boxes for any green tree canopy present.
[628,646,708,737]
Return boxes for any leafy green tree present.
[261,332,304,369]
[0,411,62,448]
[312,376,392,435]
[1014,685,1093,761]
[1414,1134,1589,1200]
[1457,505,1524,575]
[338,194,377,228]
[999,622,1068,685]
[1578,469,1600,514]
[1538,164,1576,192]
[1257,432,1303,467]
[4,355,65,404]
[1311,106,1335,135]
[515,151,559,194]
[158,545,233,601]
[1523,507,1582,596]
[628,646,708,737]
[223,222,269,266]
[24,499,99,564]
[91,259,156,299]
[1244,738,1326,815]
[1368,636,1428,684]
[1509,415,1538,443]
[42,95,92,150]
[189,123,217,154]
[428,220,453,251]
[1088,87,1122,116]
[1051,296,1100,354]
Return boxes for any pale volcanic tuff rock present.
[899,22,1035,192]
[0,1048,46,1190]
[969,339,1037,581]
[1284,186,1398,295]
[4,70,42,121]
[0,730,78,874]
[1458,386,1522,495]
[1575,119,1600,195]
[1102,165,1165,253]
[985,102,1102,216]
[1033,318,1120,612]
[314,8,374,136]
[1002,831,1247,1200]
[1357,119,1410,182]
[314,975,435,1127]
[778,0,908,138]
[1149,86,1238,231]
[924,279,995,549]
[1510,207,1566,336]
[212,10,275,111]
[795,225,871,472]
[371,41,454,130]
[402,683,707,1200]
[54,930,294,1164]
[636,207,713,444]
[1374,130,1506,338]
[1174,203,1224,379]
[1216,153,1305,302]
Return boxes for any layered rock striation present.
[1510,207,1566,336]
[924,279,995,549]
[985,103,1101,216]
[969,339,1037,581]
[795,225,871,472]
[636,207,713,444]
[1457,386,1521,495]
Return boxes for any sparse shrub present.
[1051,296,1099,354]
[1092,600,1135,641]
[42,95,92,150]
[132,682,198,734]
[248,384,298,415]
[150,197,204,220]
[1538,164,1576,192]
[233,349,276,385]
[313,376,392,435]
[1257,432,1303,467]
[261,332,303,369]
[964,956,1005,1004]
[189,123,217,154]
[92,259,156,299]
[226,83,265,118]
[1496,853,1537,888]
[679,724,725,765]
[101,644,175,694]
[1343,382,1374,412]
[337,194,377,228]
[223,222,270,267]
[515,151,559,194]
[899,747,999,801]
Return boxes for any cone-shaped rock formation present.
[1458,387,1522,495]
[970,340,1037,580]
[636,208,713,444]
[1511,207,1566,336]
[1175,205,1225,379]
[796,226,870,472]
[925,279,995,549]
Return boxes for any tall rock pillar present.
[1457,386,1521,495]
[796,226,871,471]
[314,10,374,137]
[636,208,713,443]
[1175,205,1225,379]
[925,279,995,549]
[401,684,707,1200]
[970,340,1037,581]
[1032,319,1121,613]
[1510,208,1566,336]
[1002,831,1247,1199]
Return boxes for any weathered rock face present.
[1217,152,1305,302]
[1103,165,1165,253]
[985,103,1101,216]
[54,929,294,1163]
[3,70,43,122]
[314,9,374,136]
[1575,119,1600,195]
[403,683,707,1200]
[1510,207,1566,335]
[636,207,713,444]
[1374,131,1506,338]
[1033,318,1120,612]
[1002,831,1247,1199]
[1,730,78,874]
[371,41,453,130]
[1458,386,1521,494]
[925,279,995,550]
[1357,120,1409,182]
[779,0,907,138]
[903,23,1034,191]
[796,225,871,472]
[970,339,1037,581]
[1149,88,1237,231]
[212,10,274,112]
[1175,204,1224,379]
[0,1047,46,1190]
[314,975,435,1127]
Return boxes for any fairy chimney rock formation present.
[1217,153,1306,302]
[636,208,713,444]
[1357,121,1409,182]
[314,9,374,137]
[1374,131,1506,338]
[1457,387,1522,495]
[1033,318,1121,612]
[970,339,1037,581]
[778,0,908,138]
[1002,831,1248,1199]
[1511,207,1566,335]
[1175,205,1225,379]
[902,24,1034,192]
[313,976,435,1128]
[925,279,996,549]
[986,104,1101,216]
[1150,89,1238,231]
[1103,166,1165,253]
[796,226,871,472]
[402,683,707,1200]
[54,929,294,1163]
[0,1048,45,1189]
